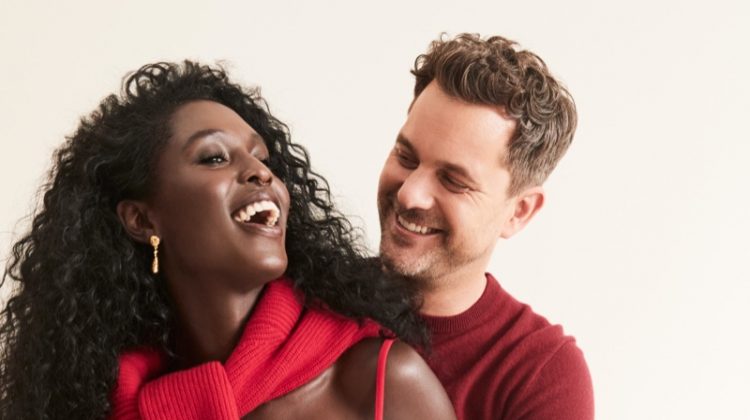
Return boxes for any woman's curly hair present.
[0,61,426,419]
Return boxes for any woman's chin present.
[239,256,289,287]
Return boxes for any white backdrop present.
[1,1,749,419]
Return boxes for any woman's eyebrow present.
[182,128,223,152]
[182,129,264,152]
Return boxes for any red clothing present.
[422,274,594,420]
[374,338,396,420]
[110,278,385,419]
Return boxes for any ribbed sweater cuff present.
[139,362,239,420]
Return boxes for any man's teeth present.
[233,200,280,226]
[397,215,432,234]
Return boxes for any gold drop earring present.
[150,235,160,274]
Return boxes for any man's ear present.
[499,186,545,239]
[116,200,158,245]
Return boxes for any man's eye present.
[442,175,469,193]
[198,153,228,165]
[396,152,417,169]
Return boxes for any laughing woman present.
[0,61,455,419]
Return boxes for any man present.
[377,33,594,419]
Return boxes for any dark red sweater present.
[422,274,594,420]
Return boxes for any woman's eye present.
[198,153,228,165]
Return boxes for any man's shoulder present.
[482,274,593,419]
[427,272,571,344]
[426,274,593,419]
[427,272,581,373]
[478,273,568,343]
[483,273,578,365]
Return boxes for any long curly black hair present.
[0,61,426,420]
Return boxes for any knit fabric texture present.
[109,278,382,419]
[422,273,594,420]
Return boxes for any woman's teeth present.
[234,200,280,226]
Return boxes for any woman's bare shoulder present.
[337,338,457,420]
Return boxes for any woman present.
[0,61,455,419]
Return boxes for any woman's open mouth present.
[232,200,280,227]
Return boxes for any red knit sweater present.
[109,278,382,419]
[422,274,594,420]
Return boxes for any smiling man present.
[377,34,594,419]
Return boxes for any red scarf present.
[110,278,382,419]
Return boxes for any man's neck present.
[419,269,488,317]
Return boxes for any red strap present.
[374,338,395,420]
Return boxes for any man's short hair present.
[412,33,577,195]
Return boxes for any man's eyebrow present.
[398,133,477,183]
[396,134,416,153]
[440,161,476,183]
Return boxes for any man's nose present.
[396,168,435,210]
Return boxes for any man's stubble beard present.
[379,225,470,290]
[379,218,488,292]
[379,238,438,283]
[378,192,472,287]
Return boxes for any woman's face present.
[146,100,290,292]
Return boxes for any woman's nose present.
[240,157,273,186]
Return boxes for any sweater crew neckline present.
[422,273,501,334]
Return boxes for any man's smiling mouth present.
[397,214,438,235]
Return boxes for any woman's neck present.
[167,276,265,368]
